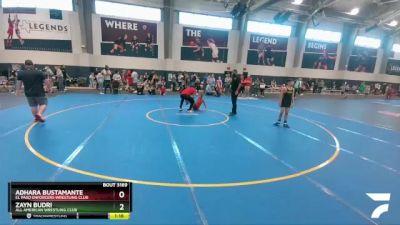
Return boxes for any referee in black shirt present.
[16,60,48,123]
[229,70,242,116]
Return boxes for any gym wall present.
[0,6,399,84]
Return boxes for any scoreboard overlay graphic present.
[8,182,132,220]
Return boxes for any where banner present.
[247,34,288,67]
[301,41,338,70]
[2,8,72,52]
[348,46,378,73]
[181,26,229,63]
[386,59,400,75]
[100,17,158,58]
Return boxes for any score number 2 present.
[119,191,125,211]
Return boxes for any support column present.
[235,14,248,64]
[338,24,357,70]
[292,22,308,68]
[378,35,393,74]
[77,0,95,54]
[163,0,173,59]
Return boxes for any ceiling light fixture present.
[348,7,359,15]
[292,0,303,5]
[388,20,398,27]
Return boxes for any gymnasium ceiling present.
[205,0,400,33]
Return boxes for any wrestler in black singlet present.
[280,86,294,108]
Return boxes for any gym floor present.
[0,93,399,225]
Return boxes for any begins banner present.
[301,41,338,70]
[181,26,229,63]
[100,17,158,58]
[247,34,288,67]
[3,8,72,52]
[347,46,378,73]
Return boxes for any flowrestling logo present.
[366,193,391,219]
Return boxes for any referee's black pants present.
[180,94,194,110]
[231,93,238,114]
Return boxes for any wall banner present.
[347,46,378,73]
[100,17,158,58]
[3,8,72,52]
[246,34,288,67]
[181,26,229,63]
[301,41,338,70]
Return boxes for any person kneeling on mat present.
[193,91,207,111]
[274,80,294,128]
[179,86,197,112]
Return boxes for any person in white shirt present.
[55,66,64,92]
[207,39,219,63]
[44,66,54,93]
[131,71,138,90]
[101,65,112,94]
[89,72,96,88]
[96,71,104,94]
[294,78,303,98]
[112,71,122,94]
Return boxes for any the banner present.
[181,26,229,63]
[301,41,338,70]
[246,34,288,67]
[386,59,400,76]
[3,8,72,52]
[100,17,158,58]
[347,46,378,73]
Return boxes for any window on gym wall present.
[247,21,292,37]
[305,28,342,43]
[1,0,73,11]
[179,12,233,30]
[354,36,381,49]
[95,0,161,22]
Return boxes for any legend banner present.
[9,182,132,220]
[246,34,288,67]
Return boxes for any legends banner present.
[247,34,288,67]
[3,8,72,52]
[302,41,338,70]
[181,26,229,63]
[348,46,378,73]
[100,17,158,58]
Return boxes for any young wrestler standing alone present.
[274,80,294,128]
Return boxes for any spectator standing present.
[102,65,112,94]
[60,65,67,90]
[242,74,252,97]
[358,82,366,95]
[224,74,231,95]
[96,71,104,94]
[112,71,122,94]
[56,66,65,92]
[89,72,96,88]
[259,79,266,97]
[294,78,303,97]
[44,66,54,93]
[216,76,223,97]
[253,78,260,97]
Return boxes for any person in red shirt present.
[124,70,133,93]
[193,91,207,111]
[179,86,197,112]
[241,74,252,97]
